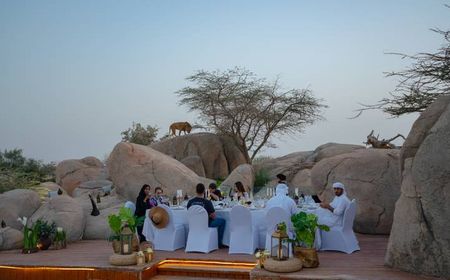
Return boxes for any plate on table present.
[170,206,185,210]
[214,206,224,210]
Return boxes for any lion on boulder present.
[169,122,193,136]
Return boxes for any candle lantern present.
[270,223,290,261]
[120,224,133,255]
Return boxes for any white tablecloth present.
[143,204,323,249]
[143,207,266,246]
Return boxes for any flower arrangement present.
[144,247,154,263]
[18,217,38,253]
[136,251,145,265]
[53,227,67,249]
[255,249,270,268]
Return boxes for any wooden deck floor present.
[0,234,442,280]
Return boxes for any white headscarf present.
[266,183,297,216]
[332,182,347,196]
[275,183,288,196]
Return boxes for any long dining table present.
[142,204,323,249]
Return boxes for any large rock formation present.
[385,96,450,278]
[254,143,365,192]
[151,133,247,179]
[55,156,108,195]
[108,142,212,202]
[220,164,255,196]
[311,148,401,234]
[0,227,23,250]
[30,195,85,242]
[0,189,41,230]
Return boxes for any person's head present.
[196,183,205,195]
[154,187,163,196]
[332,182,345,197]
[209,183,217,191]
[276,173,287,182]
[234,181,245,193]
[139,184,151,197]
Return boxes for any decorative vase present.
[294,246,319,268]
[112,240,121,254]
[38,236,52,250]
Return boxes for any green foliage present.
[54,230,66,242]
[108,214,122,236]
[34,219,57,238]
[121,122,159,145]
[0,149,56,193]
[215,178,224,187]
[108,206,144,240]
[291,212,329,248]
[254,168,270,187]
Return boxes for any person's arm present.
[320,202,334,212]
[210,192,220,201]
[206,200,216,219]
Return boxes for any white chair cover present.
[151,204,186,251]
[320,199,360,254]
[264,207,293,253]
[124,201,136,215]
[185,205,218,253]
[228,205,258,254]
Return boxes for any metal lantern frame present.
[270,224,290,261]
[120,224,133,255]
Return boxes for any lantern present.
[270,223,290,261]
[120,224,133,255]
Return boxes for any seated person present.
[266,184,297,216]
[317,182,350,227]
[149,186,170,207]
[135,184,153,242]
[187,183,226,247]
[231,181,249,201]
[208,183,223,201]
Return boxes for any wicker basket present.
[109,253,137,266]
[263,257,302,273]
[294,246,319,268]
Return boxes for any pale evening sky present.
[0,0,449,163]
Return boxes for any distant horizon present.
[1,0,448,162]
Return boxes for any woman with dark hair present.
[135,184,153,242]
[208,183,223,201]
[232,181,249,201]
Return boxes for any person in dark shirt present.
[187,183,226,247]
[208,183,223,201]
[135,184,152,242]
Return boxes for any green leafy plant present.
[108,206,145,241]
[34,219,56,238]
[290,212,329,248]
[254,168,270,193]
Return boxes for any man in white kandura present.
[317,182,350,227]
[266,182,298,216]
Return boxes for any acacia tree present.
[355,28,450,117]
[177,68,325,163]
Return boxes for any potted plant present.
[18,217,39,254]
[52,227,67,249]
[35,219,56,250]
[290,212,329,268]
[108,206,145,253]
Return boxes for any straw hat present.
[148,206,169,229]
